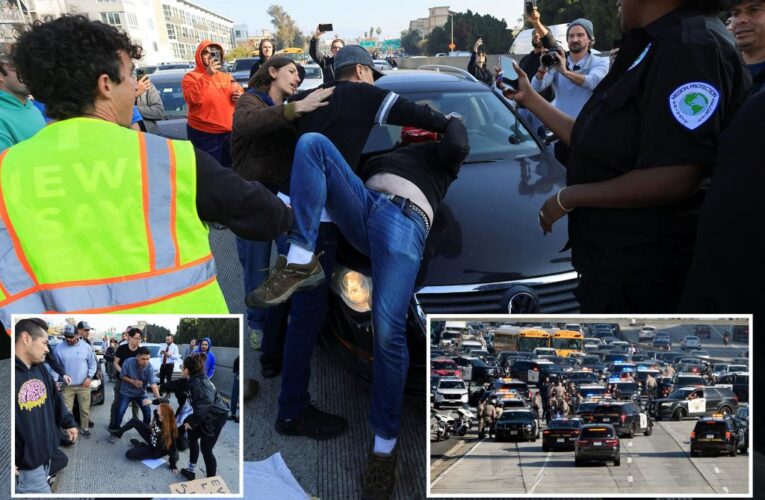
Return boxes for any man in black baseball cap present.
[331,44,384,82]
[76,320,92,345]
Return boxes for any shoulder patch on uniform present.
[668,82,720,130]
[628,43,652,71]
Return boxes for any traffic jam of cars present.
[429,319,751,495]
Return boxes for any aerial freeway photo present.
[428,316,752,497]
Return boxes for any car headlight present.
[330,265,373,313]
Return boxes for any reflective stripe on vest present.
[0,118,227,327]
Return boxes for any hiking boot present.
[275,404,348,440]
[180,468,196,481]
[108,427,123,438]
[361,443,399,500]
[80,428,91,438]
[245,254,324,308]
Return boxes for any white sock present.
[373,435,397,455]
[286,244,314,266]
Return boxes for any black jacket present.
[467,52,494,86]
[15,357,77,470]
[309,37,336,84]
[359,117,470,214]
[161,373,228,436]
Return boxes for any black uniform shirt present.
[566,6,751,284]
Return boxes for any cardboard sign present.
[169,475,231,495]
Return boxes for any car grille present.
[414,272,580,315]
[442,393,462,400]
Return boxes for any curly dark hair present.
[11,15,142,120]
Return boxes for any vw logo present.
[507,291,540,314]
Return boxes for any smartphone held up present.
[497,56,520,91]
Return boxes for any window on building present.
[126,12,139,30]
[167,24,176,40]
[163,5,171,19]
[100,12,122,26]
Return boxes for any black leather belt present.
[389,194,431,232]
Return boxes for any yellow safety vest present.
[0,117,228,330]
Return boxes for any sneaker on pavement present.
[80,428,91,438]
[249,328,264,350]
[245,254,324,308]
[180,468,196,481]
[361,443,399,500]
[275,404,347,440]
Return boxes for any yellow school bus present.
[517,328,551,353]
[492,325,521,352]
[552,330,584,357]
[275,47,307,62]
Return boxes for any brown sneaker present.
[361,443,399,500]
[245,253,324,308]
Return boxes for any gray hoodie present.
[135,80,164,135]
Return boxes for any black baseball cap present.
[333,45,384,80]
[77,321,92,330]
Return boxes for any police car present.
[542,417,583,451]
[650,386,739,421]
[578,384,609,399]
[494,408,539,442]
[491,389,530,409]
[590,401,652,438]
[690,414,747,457]
[607,376,641,402]
[490,378,531,401]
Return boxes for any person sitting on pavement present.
[160,355,229,481]
[53,324,97,438]
[110,401,180,475]
[15,318,78,494]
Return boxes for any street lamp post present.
[449,13,454,53]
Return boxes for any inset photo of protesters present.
[11,314,242,496]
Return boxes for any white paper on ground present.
[142,457,166,469]
[152,453,308,499]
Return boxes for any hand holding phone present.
[497,56,520,91]
[318,23,333,33]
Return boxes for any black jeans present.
[187,414,227,476]
[159,363,174,385]
[120,418,166,461]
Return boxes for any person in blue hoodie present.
[194,337,216,379]
[0,54,45,150]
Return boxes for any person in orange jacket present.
[182,40,243,168]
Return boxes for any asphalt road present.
[430,322,752,496]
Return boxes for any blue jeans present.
[276,224,337,420]
[287,133,427,439]
[186,125,233,169]
[16,464,50,494]
[115,394,152,427]
[236,237,271,331]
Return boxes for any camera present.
[525,0,537,15]
[540,48,562,67]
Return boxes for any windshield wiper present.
[463,158,503,164]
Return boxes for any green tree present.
[267,4,305,50]
[401,29,422,56]
[174,318,240,348]
[427,10,514,55]
[376,27,382,37]
[534,0,621,51]
[144,323,172,343]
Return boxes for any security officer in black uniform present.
[501,0,751,313]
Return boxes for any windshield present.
[553,338,583,350]
[233,59,256,72]
[499,411,533,422]
[439,380,466,390]
[548,420,581,429]
[303,66,322,79]
[152,77,187,118]
[518,337,548,352]
[668,388,694,399]
[362,90,538,162]
[432,360,457,370]
[144,345,162,357]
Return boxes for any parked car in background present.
[638,326,657,342]
[142,343,182,378]
[231,57,259,88]
[299,63,323,90]
[681,336,701,350]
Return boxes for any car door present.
[687,389,706,415]
[632,403,648,430]
[702,388,721,414]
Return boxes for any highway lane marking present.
[430,439,483,488]
[722,486,729,493]
[628,475,634,483]
[628,457,632,464]
[714,466,720,474]
[658,420,718,492]
[526,450,552,494]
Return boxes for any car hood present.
[437,387,467,394]
[417,150,570,286]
